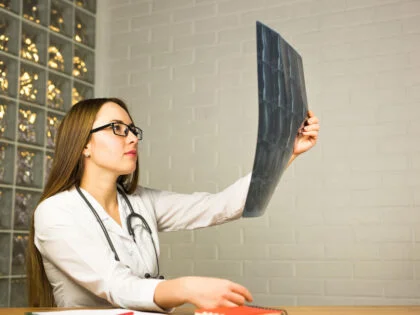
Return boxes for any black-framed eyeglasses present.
[90,122,143,140]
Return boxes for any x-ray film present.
[242,21,308,217]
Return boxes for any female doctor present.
[27,97,320,311]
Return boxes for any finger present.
[221,300,241,308]
[304,124,320,132]
[231,284,253,303]
[301,131,318,138]
[307,116,319,125]
[307,110,315,118]
[224,291,246,306]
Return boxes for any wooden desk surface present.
[1,306,420,315]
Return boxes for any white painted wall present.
[96,0,420,306]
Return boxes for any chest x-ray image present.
[242,21,308,217]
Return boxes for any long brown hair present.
[27,97,139,306]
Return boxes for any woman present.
[27,98,319,311]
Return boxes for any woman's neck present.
[79,174,118,214]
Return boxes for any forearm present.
[154,278,187,309]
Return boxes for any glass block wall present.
[0,0,96,307]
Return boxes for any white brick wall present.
[96,0,420,306]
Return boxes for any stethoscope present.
[76,185,164,279]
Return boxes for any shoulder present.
[35,189,81,229]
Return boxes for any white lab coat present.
[34,174,251,312]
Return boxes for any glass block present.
[14,190,40,231]
[21,22,47,65]
[19,63,46,105]
[17,104,45,146]
[16,146,43,188]
[46,112,63,148]
[0,187,12,229]
[50,0,73,38]
[0,98,16,140]
[47,72,70,111]
[23,0,48,26]
[72,81,93,105]
[73,46,94,83]
[0,232,11,276]
[11,233,28,275]
[0,55,18,98]
[44,152,53,183]
[0,0,20,14]
[75,0,96,13]
[48,34,72,75]
[0,142,14,184]
[0,278,9,307]
[75,8,95,48]
[10,277,27,307]
[0,11,19,56]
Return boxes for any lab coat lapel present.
[78,187,130,240]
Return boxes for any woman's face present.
[84,101,139,178]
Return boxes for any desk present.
[1,306,420,315]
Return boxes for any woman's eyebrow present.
[110,119,134,126]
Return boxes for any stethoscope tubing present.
[75,185,163,279]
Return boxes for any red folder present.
[195,305,287,315]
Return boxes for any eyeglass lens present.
[112,123,142,140]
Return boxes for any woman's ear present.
[83,144,90,158]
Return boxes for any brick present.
[151,0,194,12]
[326,280,384,297]
[268,210,324,227]
[354,262,414,280]
[174,33,216,50]
[151,22,193,41]
[296,262,353,278]
[403,15,420,34]
[244,261,294,277]
[218,0,263,14]
[325,244,380,260]
[219,26,255,43]
[195,15,240,33]
[159,230,193,244]
[270,279,324,295]
[351,188,412,207]
[385,281,420,298]
[354,226,412,243]
[195,261,242,277]
[194,73,241,92]
[171,244,216,260]
[195,225,242,244]
[152,50,193,68]
[173,62,215,80]
[379,243,420,260]
[296,227,354,244]
[131,40,171,57]
[195,43,240,63]
[173,4,216,22]
[160,258,194,276]
[130,67,171,86]
[243,227,295,244]
[298,296,355,305]
[150,77,194,97]
[218,54,255,73]
[131,12,171,29]
[323,208,382,225]
[110,3,150,19]
[219,245,267,260]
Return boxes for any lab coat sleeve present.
[147,173,251,232]
[34,199,168,312]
